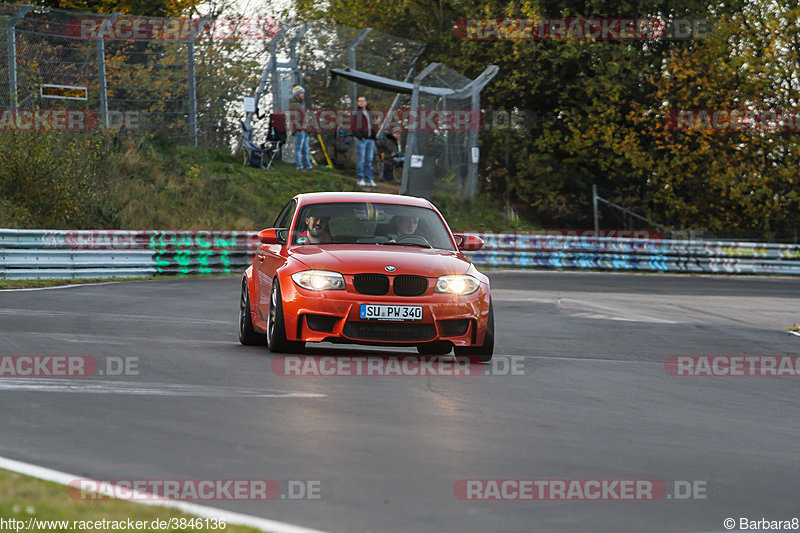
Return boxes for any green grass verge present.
[0,469,268,532]
[433,193,536,233]
[0,131,360,230]
[0,131,530,232]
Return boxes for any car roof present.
[294,192,434,209]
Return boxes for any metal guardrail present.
[465,233,800,275]
[0,230,258,279]
[2,229,799,279]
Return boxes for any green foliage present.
[295,0,800,240]
[33,0,198,17]
[0,131,530,231]
[0,132,358,230]
[0,131,117,228]
[433,192,535,232]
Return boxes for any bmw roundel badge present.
[385,266,396,272]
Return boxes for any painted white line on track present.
[0,379,326,398]
[0,281,123,292]
[0,308,232,325]
[555,297,678,324]
[0,455,329,533]
[18,332,240,345]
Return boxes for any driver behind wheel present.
[387,215,420,242]
[298,214,331,244]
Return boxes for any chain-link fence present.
[244,22,497,198]
[241,24,425,174]
[1,3,267,146]
[2,4,497,197]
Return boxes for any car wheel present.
[239,278,265,346]
[266,278,305,353]
[417,341,452,355]
[454,300,494,362]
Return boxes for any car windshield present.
[291,202,455,251]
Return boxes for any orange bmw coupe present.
[238,192,493,361]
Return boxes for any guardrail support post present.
[592,184,599,233]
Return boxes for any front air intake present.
[343,322,436,342]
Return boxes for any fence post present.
[96,13,119,129]
[348,28,371,107]
[592,184,599,232]
[466,89,480,197]
[288,23,309,85]
[377,43,426,138]
[400,62,440,196]
[461,66,499,198]
[187,40,197,146]
[7,4,32,109]
[187,17,212,147]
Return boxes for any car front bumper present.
[278,276,491,347]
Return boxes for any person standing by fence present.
[350,96,378,187]
[381,127,404,181]
[290,85,313,171]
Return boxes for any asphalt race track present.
[0,271,798,533]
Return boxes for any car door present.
[255,200,297,323]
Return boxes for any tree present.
[34,0,199,17]
[295,0,800,239]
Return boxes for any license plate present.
[360,304,422,321]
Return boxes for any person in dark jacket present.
[381,127,404,181]
[350,96,378,187]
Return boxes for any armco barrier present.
[1,229,799,279]
[465,233,800,275]
[0,229,258,279]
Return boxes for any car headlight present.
[434,275,480,295]
[291,270,346,291]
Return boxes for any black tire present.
[417,341,452,355]
[454,300,494,362]
[239,278,266,346]
[266,278,305,353]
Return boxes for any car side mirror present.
[454,233,484,251]
[258,228,287,245]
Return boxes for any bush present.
[0,131,116,228]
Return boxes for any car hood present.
[289,245,472,277]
